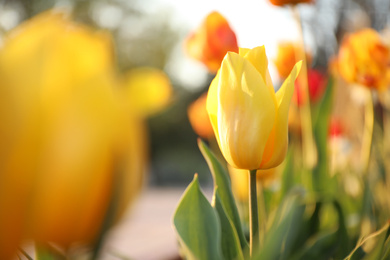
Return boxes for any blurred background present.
[1,0,390,259]
[1,0,387,186]
[0,0,310,186]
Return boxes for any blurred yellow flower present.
[185,11,238,73]
[0,10,145,253]
[338,28,390,91]
[187,93,214,139]
[207,46,301,170]
[274,42,310,79]
[122,67,172,117]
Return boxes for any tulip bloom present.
[269,0,313,6]
[294,69,327,106]
[188,93,214,139]
[185,11,238,73]
[122,67,172,117]
[274,42,310,79]
[207,46,301,170]
[338,28,390,91]
[0,10,145,253]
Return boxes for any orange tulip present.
[274,42,311,79]
[187,93,214,139]
[269,0,313,6]
[338,28,390,91]
[185,11,238,73]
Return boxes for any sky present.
[0,0,309,91]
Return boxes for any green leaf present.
[291,231,338,260]
[312,76,334,193]
[198,139,248,250]
[254,187,306,260]
[345,223,390,260]
[284,201,322,258]
[212,189,245,260]
[280,148,295,198]
[291,200,350,260]
[380,230,390,260]
[35,244,65,260]
[173,174,223,260]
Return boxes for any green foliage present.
[254,188,306,260]
[173,174,223,260]
[173,137,390,260]
[312,76,334,193]
[198,139,249,250]
[213,190,245,260]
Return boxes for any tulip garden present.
[0,0,390,259]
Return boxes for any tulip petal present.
[217,52,276,169]
[260,61,302,169]
[240,46,276,100]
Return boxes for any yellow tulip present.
[122,67,172,117]
[207,46,301,170]
[0,10,145,252]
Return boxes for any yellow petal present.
[240,46,277,108]
[217,52,276,169]
[260,61,302,169]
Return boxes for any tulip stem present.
[291,5,317,170]
[257,181,267,248]
[249,169,259,257]
[361,89,374,174]
[383,106,390,189]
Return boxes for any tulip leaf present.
[254,187,306,260]
[280,147,295,198]
[173,174,223,260]
[282,201,322,258]
[35,243,65,260]
[198,139,249,250]
[312,76,334,193]
[290,200,350,260]
[380,231,390,260]
[291,231,338,260]
[345,222,390,260]
[212,189,245,260]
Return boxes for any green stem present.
[257,181,267,248]
[361,89,374,174]
[249,169,259,257]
